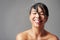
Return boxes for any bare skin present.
[16,6,59,40]
[16,29,59,40]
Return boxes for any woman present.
[16,3,59,40]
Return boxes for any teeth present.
[35,20,40,23]
[34,18,41,23]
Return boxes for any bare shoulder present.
[16,33,22,40]
[48,32,59,40]
[16,29,31,40]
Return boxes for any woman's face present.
[29,6,47,27]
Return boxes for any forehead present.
[31,6,43,12]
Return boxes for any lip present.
[34,19,41,24]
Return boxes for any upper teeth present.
[35,20,40,23]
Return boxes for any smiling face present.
[29,6,48,27]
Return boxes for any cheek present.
[40,16,47,23]
[30,14,35,19]
[30,15,35,23]
[41,15,45,20]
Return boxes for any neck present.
[32,25,44,36]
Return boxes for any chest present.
[27,38,47,40]
[27,35,48,40]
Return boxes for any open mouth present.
[34,19,42,24]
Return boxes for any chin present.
[34,24,41,28]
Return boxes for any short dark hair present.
[29,2,49,17]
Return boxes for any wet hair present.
[29,2,49,17]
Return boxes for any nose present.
[36,13,39,18]
[36,13,41,19]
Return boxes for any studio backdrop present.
[0,0,60,40]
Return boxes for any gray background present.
[0,0,60,40]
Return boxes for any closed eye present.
[32,13,36,14]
